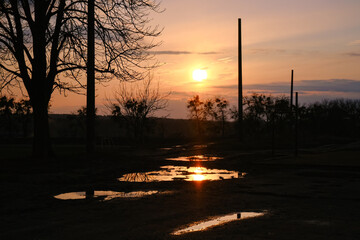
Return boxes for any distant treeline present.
[0,96,32,139]
[1,94,359,146]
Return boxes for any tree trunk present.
[32,101,52,159]
[30,1,52,159]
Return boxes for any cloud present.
[247,48,287,55]
[213,79,360,94]
[149,50,220,55]
[212,84,238,89]
[171,90,192,96]
[348,40,360,46]
[151,51,193,55]
[345,52,360,57]
[199,51,220,55]
[217,57,233,63]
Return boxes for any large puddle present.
[159,144,209,151]
[166,155,223,162]
[119,166,245,182]
[172,211,266,235]
[54,190,160,201]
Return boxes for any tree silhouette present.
[214,97,229,136]
[108,77,169,142]
[187,95,205,135]
[0,96,14,137]
[14,99,32,137]
[0,0,162,157]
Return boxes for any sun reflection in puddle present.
[172,212,266,235]
[118,166,245,182]
[54,190,160,201]
[166,155,223,162]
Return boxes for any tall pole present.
[295,92,298,157]
[238,18,243,141]
[87,0,95,154]
[290,69,294,111]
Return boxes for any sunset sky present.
[51,0,360,118]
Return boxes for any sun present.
[192,69,207,82]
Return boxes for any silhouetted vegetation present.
[107,78,169,143]
[0,96,32,139]
[301,99,360,139]
[1,93,359,149]
[187,95,230,137]
[0,0,162,157]
[186,93,360,148]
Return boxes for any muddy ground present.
[1,141,360,240]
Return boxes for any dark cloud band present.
[213,79,360,94]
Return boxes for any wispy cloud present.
[213,79,360,94]
[247,48,287,55]
[149,50,220,55]
[348,40,360,46]
[217,57,233,63]
[212,84,237,89]
[200,51,220,55]
[345,52,360,57]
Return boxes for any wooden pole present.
[271,113,275,157]
[238,18,243,141]
[290,69,294,111]
[87,0,95,154]
[295,92,298,157]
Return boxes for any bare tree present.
[187,95,204,135]
[213,97,229,136]
[188,96,230,136]
[0,0,162,157]
[108,77,169,142]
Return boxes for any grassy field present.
[1,140,360,239]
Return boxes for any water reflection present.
[54,190,159,201]
[159,147,172,150]
[119,166,245,182]
[193,144,207,149]
[172,212,266,235]
[166,155,223,162]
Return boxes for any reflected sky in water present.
[166,155,223,162]
[54,190,159,201]
[118,166,245,182]
[172,212,266,235]
[193,144,207,148]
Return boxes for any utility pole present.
[290,69,294,111]
[238,18,243,141]
[295,92,299,157]
[87,0,95,154]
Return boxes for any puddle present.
[193,144,207,148]
[166,155,223,162]
[119,166,245,182]
[158,145,186,151]
[172,211,266,235]
[54,190,159,201]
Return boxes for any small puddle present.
[166,155,223,162]
[54,190,159,201]
[119,166,245,182]
[193,144,207,149]
[172,211,266,235]
[159,147,172,150]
